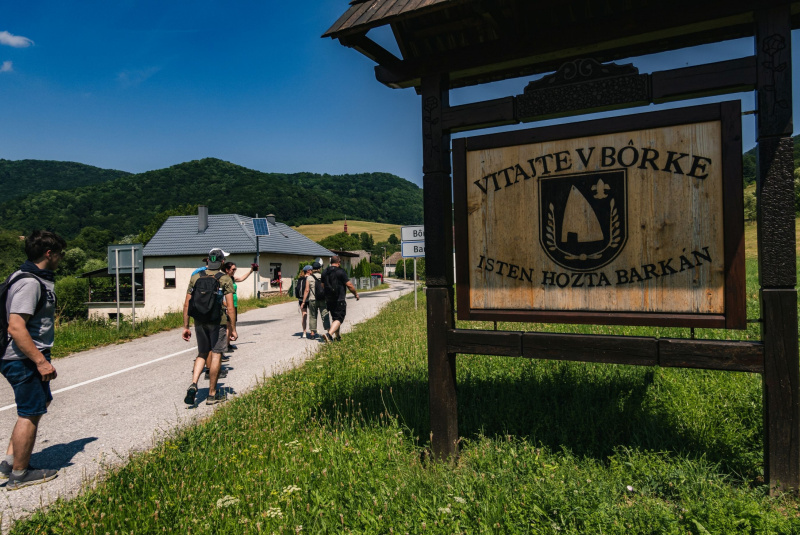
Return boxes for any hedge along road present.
[0,279,414,531]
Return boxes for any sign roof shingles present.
[323,0,457,38]
[142,214,332,258]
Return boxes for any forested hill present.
[0,158,423,240]
[0,159,131,201]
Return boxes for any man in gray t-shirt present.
[4,275,56,361]
[0,230,65,490]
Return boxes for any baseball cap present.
[303,265,313,272]
[312,261,322,270]
[208,248,229,269]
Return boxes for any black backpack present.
[1,273,48,355]
[322,266,342,300]
[294,277,306,299]
[309,273,324,300]
[188,271,224,323]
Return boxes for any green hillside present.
[0,159,131,201]
[0,158,423,240]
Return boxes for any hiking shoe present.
[184,383,198,405]
[321,333,332,343]
[0,461,10,479]
[221,354,230,362]
[206,390,227,405]
[6,468,58,490]
[228,344,238,350]
[204,369,228,380]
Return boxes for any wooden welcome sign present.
[454,102,745,328]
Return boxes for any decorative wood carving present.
[516,59,650,120]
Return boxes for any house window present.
[164,266,176,288]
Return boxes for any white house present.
[87,208,332,320]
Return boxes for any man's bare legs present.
[7,413,43,471]
[206,352,222,395]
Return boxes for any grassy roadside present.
[51,293,295,359]
[13,271,800,533]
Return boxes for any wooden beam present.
[755,4,799,493]
[659,339,764,373]
[441,97,516,133]
[339,34,401,67]
[651,56,757,102]
[446,329,522,356]
[421,74,458,461]
[445,329,765,373]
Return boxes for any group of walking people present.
[295,255,360,342]
[0,237,366,492]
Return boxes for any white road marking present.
[0,346,198,413]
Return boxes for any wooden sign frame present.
[454,102,746,329]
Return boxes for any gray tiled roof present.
[143,214,333,258]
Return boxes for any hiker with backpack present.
[0,230,65,490]
[295,265,312,338]
[221,261,257,352]
[321,255,359,343]
[181,248,236,406]
[301,261,330,341]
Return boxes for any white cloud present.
[0,31,33,48]
[116,66,161,88]
[0,61,12,73]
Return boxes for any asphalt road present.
[0,280,414,531]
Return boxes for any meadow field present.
[292,220,401,242]
[12,251,800,533]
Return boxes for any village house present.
[86,207,332,320]
[384,251,402,276]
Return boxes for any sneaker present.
[184,383,198,405]
[6,468,58,490]
[206,390,227,405]
[0,460,10,479]
[204,369,228,380]
[221,354,230,362]
[321,333,332,343]
[228,344,238,350]
[334,332,342,342]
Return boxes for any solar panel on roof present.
[252,218,270,236]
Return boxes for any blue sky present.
[1,1,798,187]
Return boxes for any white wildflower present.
[438,507,451,514]
[282,485,302,495]
[454,496,466,504]
[216,495,239,508]
[265,507,283,518]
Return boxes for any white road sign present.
[401,225,425,242]
[402,241,425,258]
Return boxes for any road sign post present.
[401,226,426,309]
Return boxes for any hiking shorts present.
[327,300,347,323]
[0,352,53,418]
[195,323,228,355]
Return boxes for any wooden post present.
[421,73,458,460]
[756,5,799,493]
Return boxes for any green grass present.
[12,261,800,534]
[52,294,295,359]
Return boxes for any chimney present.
[198,205,208,233]
[266,214,276,225]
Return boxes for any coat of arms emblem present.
[539,170,627,271]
